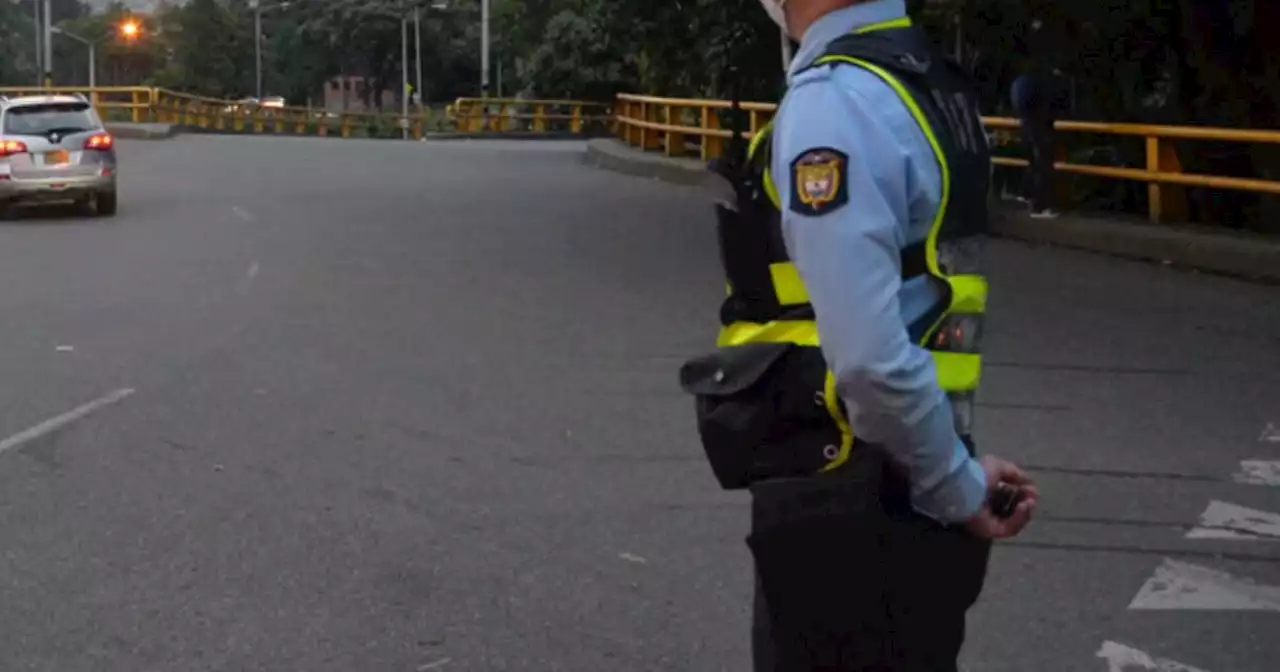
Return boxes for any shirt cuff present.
[911,441,988,524]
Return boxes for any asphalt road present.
[0,135,1277,672]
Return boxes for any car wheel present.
[95,190,118,217]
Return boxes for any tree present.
[0,0,40,85]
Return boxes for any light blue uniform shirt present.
[771,0,988,524]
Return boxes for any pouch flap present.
[679,342,792,397]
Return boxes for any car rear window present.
[2,102,99,135]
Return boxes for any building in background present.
[322,75,394,114]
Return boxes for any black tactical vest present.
[681,22,993,490]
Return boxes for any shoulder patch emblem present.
[789,147,849,216]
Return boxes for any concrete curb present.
[991,208,1280,283]
[583,138,708,187]
[585,138,1280,283]
[106,123,179,140]
[428,131,609,141]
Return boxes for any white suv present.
[0,94,118,218]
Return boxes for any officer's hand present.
[964,455,1039,540]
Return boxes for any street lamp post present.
[414,6,423,112]
[255,3,263,99]
[42,0,52,87]
[51,21,139,91]
[50,26,96,88]
[480,0,489,97]
[250,1,291,101]
[401,15,409,140]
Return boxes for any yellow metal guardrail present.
[1,87,610,141]
[151,89,437,139]
[0,85,154,122]
[614,93,1280,225]
[448,97,613,134]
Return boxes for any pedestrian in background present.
[1012,19,1066,219]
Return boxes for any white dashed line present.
[0,388,136,458]
[231,206,254,222]
[1097,641,1210,671]
[1186,500,1280,540]
[1128,558,1280,611]
[417,658,451,670]
[247,262,260,279]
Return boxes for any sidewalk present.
[584,138,1280,283]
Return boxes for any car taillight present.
[84,133,114,151]
[0,140,28,157]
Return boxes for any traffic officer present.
[679,0,1040,669]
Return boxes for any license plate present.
[44,150,69,166]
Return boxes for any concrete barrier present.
[585,138,1280,283]
[106,123,179,140]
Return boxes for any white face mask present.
[759,0,793,71]
[758,0,789,33]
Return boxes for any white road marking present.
[55,345,74,352]
[1262,422,1280,444]
[619,552,647,564]
[1129,558,1280,611]
[1186,500,1280,540]
[230,206,254,222]
[0,388,136,458]
[1096,641,1209,671]
[1233,460,1280,486]
[238,262,261,295]
[417,658,451,670]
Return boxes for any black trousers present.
[1019,117,1056,212]
[747,445,991,671]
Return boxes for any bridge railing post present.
[701,106,722,161]
[533,104,547,133]
[664,104,684,158]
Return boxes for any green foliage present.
[494,0,784,101]
[0,0,39,85]
[155,0,254,98]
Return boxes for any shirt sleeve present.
[772,73,988,524]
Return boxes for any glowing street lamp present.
[51,19,140,90]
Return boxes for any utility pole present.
[32,0,42,86]
[414,6,423,112]
[254,0,263,99]
[42,0,52,87]
[401,15,409,140]
[480,0,489,97]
